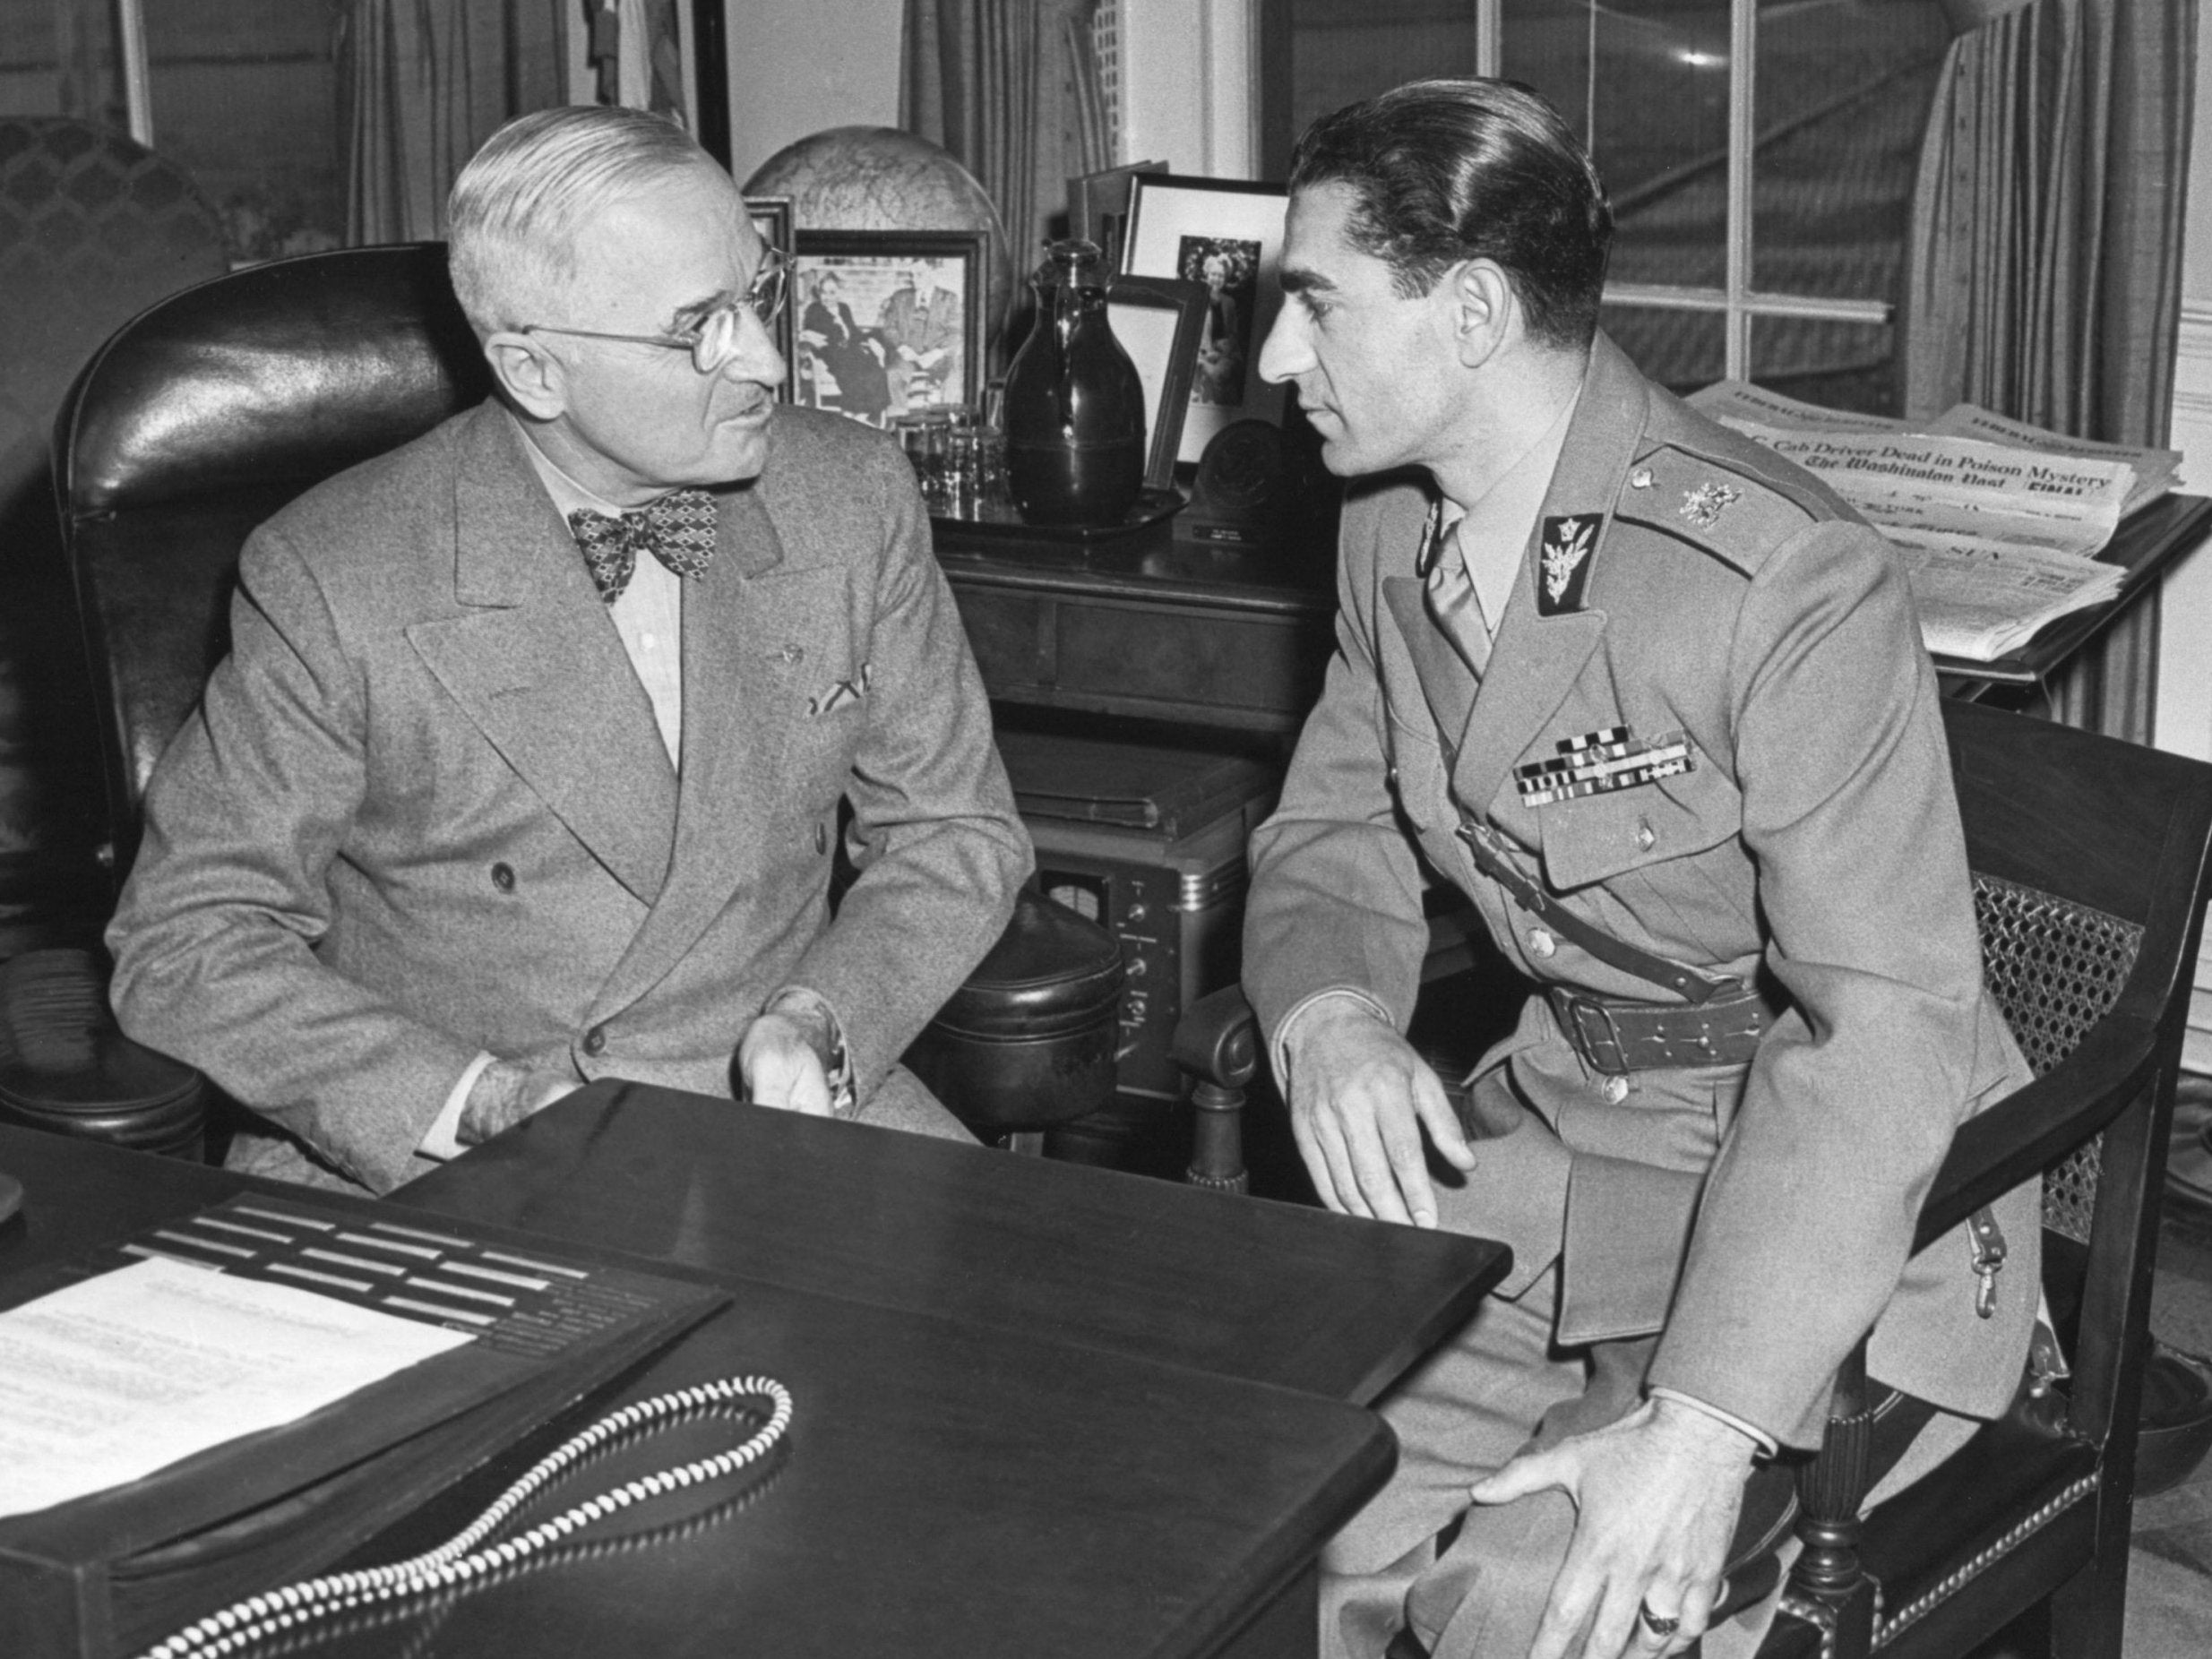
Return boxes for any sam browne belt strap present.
[1458,820,1772,1074]
[1458,821,1739,1005]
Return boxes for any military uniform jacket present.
[1244,337,2037,1449]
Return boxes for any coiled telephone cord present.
[136,1372,794,1659]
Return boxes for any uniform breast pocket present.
[1536,750,1740,892]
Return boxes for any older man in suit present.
[1241,81,2038,1659]
[108,106,1030,1196]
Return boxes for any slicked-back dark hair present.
[1288,78,1613,350]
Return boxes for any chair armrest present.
[1171,984,1259,1092]
[1913,1010,2162,1251]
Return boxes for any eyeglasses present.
[523,247,788,374]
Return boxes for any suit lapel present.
[405,407,677,905]
[1452,338,1650,819]
[594,480,801,1018]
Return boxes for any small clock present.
[1177,420,1290,545]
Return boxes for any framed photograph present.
[791,230,986,428]
[1106,275,1208,492]
[744,195,796,402]
[1121,175,1289,463]
[1068,159,1166,275]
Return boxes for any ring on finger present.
[1638,1601,1681,1639]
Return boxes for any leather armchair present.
[0,118,228,1154]
[1176,698,2212,1657]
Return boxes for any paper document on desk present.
[0,1256,470,1520]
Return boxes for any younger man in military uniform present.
[1242,79,2036,1659]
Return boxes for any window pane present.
[1751,314,1901,417]
[1603,304,1724,398]
[1504,1,1732,292]
[1281,1,1482,145]
[1,1,121,123]
[1751,0,1948,299]
[0,9,61,116]
[142,1,341,263]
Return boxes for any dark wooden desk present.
[395,1079,1508,1406]
[935,495,2212,727]
[934,523,1335,734]
[0,1107,1508,1658]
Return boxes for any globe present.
[743,126,1015,355]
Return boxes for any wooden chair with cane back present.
[1175,696,2212,1657]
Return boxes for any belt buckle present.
[1561,992,1632,1076]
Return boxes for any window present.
[0,0,342,265]
[1261,0,1954,414]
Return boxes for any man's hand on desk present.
[1470,1396,1757,1659]
[457,1062,581,1147]
[737,990,848,1117]
[1280,997,1475,1229]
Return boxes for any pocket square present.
[807,663,872,717]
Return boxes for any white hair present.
[446,106,725,338]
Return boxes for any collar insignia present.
[1679,480,1742,530]
[1537,513,1602,615]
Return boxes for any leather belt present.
[1549,982,1772,1076]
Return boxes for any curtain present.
[1901,0,2196,742]
[339,1,569,245]
[900,0,1112,273]
[581,1,690,119]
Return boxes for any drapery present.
[899,0,1112,274]
[340,1,570,245]
[1902,0,2196,741]
[340,1,693,246]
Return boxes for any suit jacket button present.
[1528,928,1556,958]
[1634,818,1656,852]
[491,862,516,891]
[813,821,829,855]
[1603,1074,1631,1105]
[582,1025,607,1056]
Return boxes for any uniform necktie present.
[568,489,718,606]
[1424,515,1492,679]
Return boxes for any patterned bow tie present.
[568,489,718,606]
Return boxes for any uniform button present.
[1528,928,1556,958]
[582,1025,607,1056]
[813,821,829,855]
[1603,1075,1631,1105]
[1635,818,1656,853]
[1630,467,1655,490]
[490,862,515,891]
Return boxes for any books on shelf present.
[1687,381,2182,661]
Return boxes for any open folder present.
[0,1193,726,1659]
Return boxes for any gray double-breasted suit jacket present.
[1244,336,2038,1456]
[109,400,1031,1194]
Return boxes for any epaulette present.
[1610,440,1844,580]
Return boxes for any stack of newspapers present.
[1688,381,2182,663]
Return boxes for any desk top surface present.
[396,1080,1510,1405]
[935,489,2212,686]
[0,1117,1449,1658]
